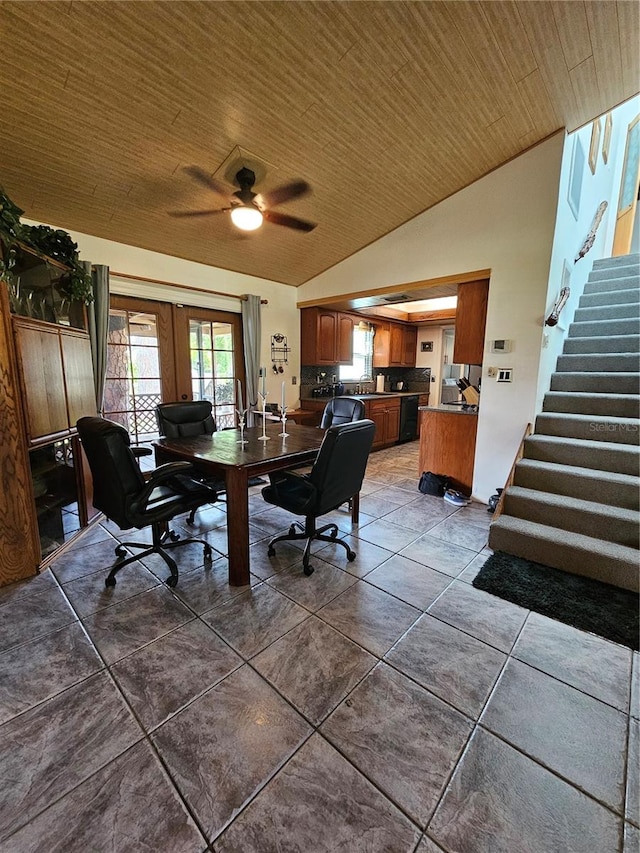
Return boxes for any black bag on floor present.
[418,471,449,496]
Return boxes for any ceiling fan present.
[170,165,316,233]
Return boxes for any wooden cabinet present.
[374,321,417,367]
[419,409,478,494]
[367,396,401,449]
[301,308,354,365]
[0,245,97,586]
[453,279,489,365]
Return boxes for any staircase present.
[489,253,640,592]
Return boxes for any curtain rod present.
[110,270,268,304]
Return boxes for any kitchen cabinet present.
[374,321,417,367]
[300,308,354,365]
[0,244,97,586]
[416,394,430,437]
[368,396,401,448]
[419,408,478,494]
[453,279,489,365]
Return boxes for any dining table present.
[153,422,360,586]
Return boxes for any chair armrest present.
[131,446,153,458]
[136,461,195,504]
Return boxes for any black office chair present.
[155,400,226,523]
[77,416,219,588]
[320,396,365,428]
[262,419,375,576]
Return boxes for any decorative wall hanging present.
[588,118,601,175]
[575,201,608,263]
[270,333,290,373]
[567,137,585,220]
[545,261,571,327]
[602,113,613,164]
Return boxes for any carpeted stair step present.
[550,371,640,394]
[542,391,640,418]
[556,352,640,372]
[592,253,639,270]
[569,318,640,338]
[514,458,640,510]
[584,276,639,294]
[563,334,640,354]
[579,288,639,308]
[502,486,639,547]
[535,412,640,445]
[488,516,639,592]
[574,303,640,323]
[524,434,640,476]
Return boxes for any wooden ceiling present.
[1,1,638,287]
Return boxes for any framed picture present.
[567,136,584,219]
[602,113,613,164]
[421,341,433,352]
[588,118,601,175]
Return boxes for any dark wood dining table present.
[153,422,360,586]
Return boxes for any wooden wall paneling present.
[61,331,97,428]
[0,288,40,585]
[419,410,478,495]
[14,321,68,442]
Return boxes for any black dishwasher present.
[398,395,419,442]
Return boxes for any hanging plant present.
[21,224,94,304]
[0,187,25,246]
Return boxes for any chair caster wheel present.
[267,547,276,557]
[330,528,338,540]
[347,550,357,562]
[165,575,178,588]
[303,564,314,577]
[204,546,212,560]
[115,545,127,557]
[169,530,181,542]
[105,577,116,588]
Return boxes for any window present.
[339,325,374,381]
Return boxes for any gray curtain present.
[241,294,261,427]
[85,263,110,414]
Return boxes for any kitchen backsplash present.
[300,365,431,398]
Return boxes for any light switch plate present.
[497,368,513,382]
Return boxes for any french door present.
[104,295,244,443]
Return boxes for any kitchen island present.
[418,404,478,496]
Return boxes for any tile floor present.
[0,442,637,852]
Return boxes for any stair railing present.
[493,423,532,520]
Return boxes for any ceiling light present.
[230,205,263,231]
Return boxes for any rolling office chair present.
[155,400,226,523]
[77,416,219,588]
[320,396,365,428]
[262,419,375,576]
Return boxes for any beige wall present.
[298,133,566,501]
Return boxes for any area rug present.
[472,551,639,650]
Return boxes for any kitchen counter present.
[419,404,478,415]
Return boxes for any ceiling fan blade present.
[168,208,229,218]
[260,180,310,208]
[263,209,316,232]
[182,165,228,197]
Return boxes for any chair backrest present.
[320,396,366,429]
[155,400,216,438]
[310,419,375,515]
[76,416,146,529]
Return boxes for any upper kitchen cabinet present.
[374,321,417,368]
[453,279,489,365]
[301,308,354,365]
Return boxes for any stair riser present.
[556,353,640,373]
[574,305,640,322]
[524,438,639,476]
[579,289,639,307]
[568,319,640,337]
[502,493,639,547]
[513,465,639,510]
[535,414,640,445]
[550,372,640,394]
[563,335,640,354]
[584,277,639,294]
[542,393,640,418]
[488,522,639,592]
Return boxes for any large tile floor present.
[0,443,637,852]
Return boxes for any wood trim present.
[111,272,268,304]
[296,269,493,309]
[493,423,533,520]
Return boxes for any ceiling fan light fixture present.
[230,205,263,231]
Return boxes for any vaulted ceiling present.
[1,1,638,286]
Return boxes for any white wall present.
[22,221,302,408]
[416,325,448,405]
[299,133,565,501]
[536,96,640,407]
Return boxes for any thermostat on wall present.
[490,339,512,354]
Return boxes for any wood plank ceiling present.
[0,1,638,287]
